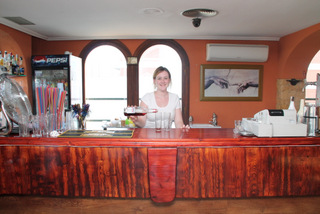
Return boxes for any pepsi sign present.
[32,55,69,67]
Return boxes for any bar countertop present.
[0,128,319,147]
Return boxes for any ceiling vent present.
[3,16,35,25]
[206,44,269,62]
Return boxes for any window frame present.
[80,39,190,125]
[305,50,320,104]
[134,40,190,124]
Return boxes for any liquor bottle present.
[0,51,5,73]
[10,54,16,75]
[19,56,23,66]
[297,99,305,123]
[124,106,158,116]
[288,96,296,111]
[19,57,24,75]
[0,51,3,66]
[3,51,7,62]
[3,51,8,71]
[12,54,19,75]
[12,54,16,66]
[8,53,13,74]
[0,51,3,70]
[15,54,19,65]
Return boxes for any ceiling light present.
[140,8,164,16]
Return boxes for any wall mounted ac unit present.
[206,44,269,62]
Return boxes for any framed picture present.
[200,64,263,101]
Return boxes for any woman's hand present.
[181,124,190,132]
[182,124,190,129]
[126,105,139,126]
[128,102,147,128]
[129,115,138,123]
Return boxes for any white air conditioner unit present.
[206,44,269,62]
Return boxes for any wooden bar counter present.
[0,128,319,203]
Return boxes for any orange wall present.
[31,38,279,128]
[177,40,279,127]
[0,24,32,97]
[2,23,320,128]
[279,23,320,79]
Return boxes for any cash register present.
[241,109,307,137]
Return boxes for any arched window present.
[139,45,182,99]
[305,50,320,105]
[84,45,127,129]
[134,40,190,124]
[80,39,190,129]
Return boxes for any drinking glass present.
[19,115,30,137]
[162,112,171,131]
[234,120,244,134]
[31,115,41,137]
[155,112,162,132]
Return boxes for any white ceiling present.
[0,0,320,41]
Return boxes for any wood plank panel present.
[0,130,319,203]
[2,196,320,214]
[287,147,320,195]
[0,146,149,198]
[176,146,320,198]
[245,147,285,197]
[148,148,177,203]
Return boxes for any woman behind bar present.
[130,66,189,129]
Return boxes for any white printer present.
[242,109,307,137]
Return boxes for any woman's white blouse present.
[141,92,181,128]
